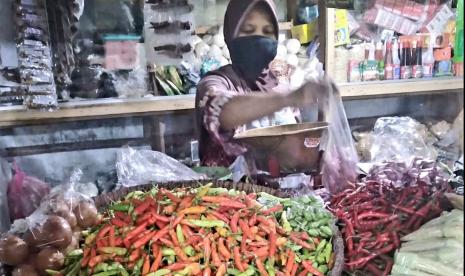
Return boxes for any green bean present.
[316,239,327,253]
[323,242,333,263]
[94,263,109,273]
[319,226,333,237]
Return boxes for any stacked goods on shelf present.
[335,0,462,83]
[15,0,58,109]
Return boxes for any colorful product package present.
[334,9,351,46]
[434,47,453,77]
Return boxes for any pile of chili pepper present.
[61,185,336,276]
[328,178,451,276]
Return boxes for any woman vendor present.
[195,0,330,169]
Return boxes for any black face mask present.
[229,36,278,82]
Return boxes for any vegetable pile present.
[329,160,451,275]
[58,185,337,276]
[391,209,463,276]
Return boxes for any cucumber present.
[155,74,174,96]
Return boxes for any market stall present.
[0,0,464,275]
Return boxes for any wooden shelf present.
[0,95,195,127]
[339,78,464,99]
[0,78,462,127]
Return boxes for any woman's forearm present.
[219,92,292,130]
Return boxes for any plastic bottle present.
[375,42,385,80]
[412,39,423,78]
[384,40,394,80]
[423,37,435,78]
[392,39,401,80]
[401,41,412,79]
[368,41,376,61]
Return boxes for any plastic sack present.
[7,163,50,221]
[116,146,205,188]
[321,83,359,194]
[370,117,438,164]
[1,169,99,274]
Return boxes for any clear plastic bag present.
[116,146,205,188]
[1,169,99,274]
[7,163,51,221]
[370,117,438,164]
[321,83,359,194]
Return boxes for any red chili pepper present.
[203,236,211,265]
[174,246,189,262]
[233,247,245,272]
[108,227,116,247]
[133,231,157,249]
[134,199,151,215]
[152,226,169,242]
[290,262,298,276]
[217,238,231,260]
[219,200,247,209]
[159,237,174,247]
[230,212,240,234]
[203,267,212,276]
[269,231,277,258]
[239,219,253,240]
[153,214,170,222]
[161,189,181,203]
[290,236,314,250]
[210,211,230,224]
[302,261,323,276]
[261,204,283,215]
[142,254,150,275]
[97,224,112,239]
[249,214,257,227]
[201,196,230,203]
[255,258,269,276]
[129,249,141,262]
[150,249,163,272]
[211,242,221,267]
[169,229,180,247]
[165,263,189,271]
[125,222,148,241]
[285,249,295,274]
[111,218,127,228]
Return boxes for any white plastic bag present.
[116,146,205,188]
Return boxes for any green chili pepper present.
[147,269,171,276]
[227,268,242,275]
[111,203,131,212]
[176,224,185,244]
[187,219,225,228]
[319,226,333,237]
[308,229,319,237]
[196,184,212,198]
[67,249,83,257]
[207,187,228,195]
[316,254,326,265]
[65,262,81,276]
[162,248,176,256]
[323,242,332,263]
[98,247,127,256]
[119,268,129,276]
[166,255,175,264]
[183,246,195,257]
[45,270,61,275]
[237,267,256,276]
[85,232,97,245]
[92,270,120,276]
[280,211,292,234]
[94,263,109,273]
[316,239,327,253]
[318,265,329,274]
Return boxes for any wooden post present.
[286,0,297,22]
[143,116,166,153]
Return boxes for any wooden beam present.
[286,0,297,22]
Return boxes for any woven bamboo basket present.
[1,180,344,276]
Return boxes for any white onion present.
[286,54,299,67]
[213,34,226,48]
[219,56,229,66]
[202,35,213,45]
[285,39,301,55]
[194,42,210,58]
[208,44,223,60]
[277,44,288,59]
[190,35,203,46]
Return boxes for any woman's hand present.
[287,78,332,108]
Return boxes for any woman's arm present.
[219,91,291,130]
[219,80,330,130]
